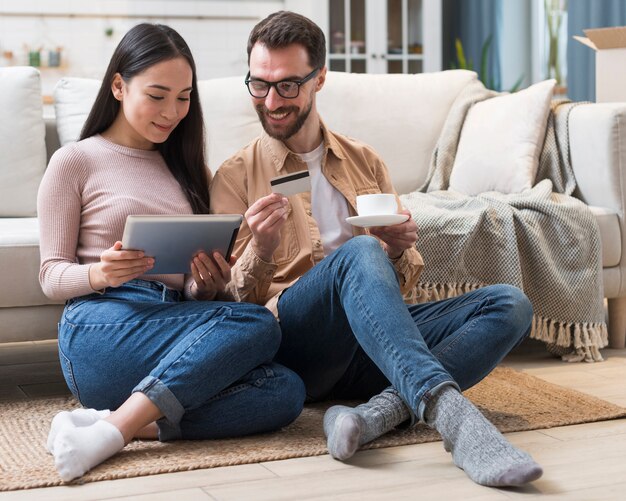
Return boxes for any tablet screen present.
[121,214,243,274]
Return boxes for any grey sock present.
[425,385,543,487]
[323,388,410,460]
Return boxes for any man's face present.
[248,43,322,141]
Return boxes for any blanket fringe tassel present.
[413,282,608,363]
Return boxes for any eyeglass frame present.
[244,67,321,99]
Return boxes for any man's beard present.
[256,99,313,141]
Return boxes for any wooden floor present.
[1,338,625,500]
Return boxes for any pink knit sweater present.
[38,135,200,301]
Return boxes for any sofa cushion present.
[449,79,556,195]
[54,71,477,194]
[317,70,477,195]
[198,76,262,173]
[200,70,478,189]
[0,218,62,307]
[53,77,100,146]
[54,76,261,176]
[0,67,47,216]
[54,76,262,175]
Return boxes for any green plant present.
[451,35,524,92]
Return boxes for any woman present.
[38,23,305,482]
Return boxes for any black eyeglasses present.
[244,68,320,99]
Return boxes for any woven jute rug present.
[2,366,626,491]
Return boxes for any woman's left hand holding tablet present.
[190,251,235,300]
[89,241,154,290]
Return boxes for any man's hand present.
[190,251,236,300]
[89,241,154,289]
[245,193,289,262]
[369,209,418,259]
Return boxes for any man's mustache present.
[256,105,299,115]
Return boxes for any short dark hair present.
[247,11,326,70]
[80,23,209,214]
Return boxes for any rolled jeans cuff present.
[414,377,461,425]
[133,376,185,441]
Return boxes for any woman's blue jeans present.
[276,236,533,422]
[58,279,305,441]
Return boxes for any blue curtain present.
[568,0,626,101]
[446,0,502,90]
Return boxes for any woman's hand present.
[190,251,236,300]
[89,241,154,290]
[245,193,289,262]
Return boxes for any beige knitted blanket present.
[401,80,607,362]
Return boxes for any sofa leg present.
[608,296,626,348]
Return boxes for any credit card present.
[270,170,311,196]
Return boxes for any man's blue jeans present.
[277,236,532,422]
[58,279,305,441]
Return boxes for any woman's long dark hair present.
[80,23,209,214]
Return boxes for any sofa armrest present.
[571,103,626,304]
[569,103,626,216]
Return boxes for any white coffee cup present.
[356,193,398,216]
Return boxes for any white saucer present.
[345,213,409,228]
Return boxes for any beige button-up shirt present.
[210,120,424,315]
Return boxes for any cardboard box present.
[574,26,626,102]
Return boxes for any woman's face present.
[111,56,193,149]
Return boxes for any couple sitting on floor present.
[39,11,542,486]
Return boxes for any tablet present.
[121,214,243,274]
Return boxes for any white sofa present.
[1,66,626,348]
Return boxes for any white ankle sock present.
[53,419,125,482]
[47,408,111,454]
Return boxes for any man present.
[211,11,542,487]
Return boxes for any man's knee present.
[489,284,533,336]
[336,235,387,265]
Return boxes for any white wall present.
[0,0,283,96]
[284,0,328,36]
